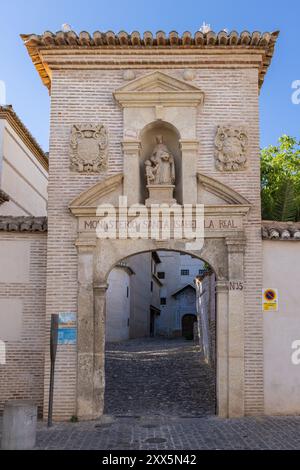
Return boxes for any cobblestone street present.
[1,338,300,450]
[104,338,216,417]
[31,414,300,450]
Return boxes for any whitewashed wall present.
[0,119,48,216]
[263,241,300,415]
[106,267,130,342]
[128,252,153,338]
[156,251,203,336]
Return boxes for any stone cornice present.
[0,106,48,171]
[122,140,141,153]
[71,204,251,218]
[225,236,247,253]
[21,30,279,91]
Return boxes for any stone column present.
[226,237,246,417]
[76,240,96,420]
[180,139,199,204]
[215,279,229,418]
[93,282,108,418]
[122,140,141,205]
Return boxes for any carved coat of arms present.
[214,126,248,171]
[70,124,108,173]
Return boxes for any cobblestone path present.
[31,415,300,450]
[2,338,300,450]
[104,338,216,417]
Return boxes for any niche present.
[140,121,182,204]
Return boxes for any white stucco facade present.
[106,267,131,342]
[156,251,204,337]
[0,107,48,216]
[263,240,300,415]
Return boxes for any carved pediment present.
[114,71,204,107]
[197,173,251,206]
[69,174,123,215]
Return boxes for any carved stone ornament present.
[214,126,248,171]
[70,124,108,173]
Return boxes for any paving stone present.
[104,338,216,417]
[1,338,300,450]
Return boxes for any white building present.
[0,105,48,216]
[106,250,208,341]
[106,252,162,342]
[156,251,205,337]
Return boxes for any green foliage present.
[261,135,300,221]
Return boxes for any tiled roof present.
[21,29,279,90]
[262,221,300,240]
[0,106,48,171]
[172,283,196,297]
[0,216,47,232]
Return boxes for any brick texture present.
[0,232,47,416]
[44,65,263,419]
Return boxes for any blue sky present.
[0,0,299,151]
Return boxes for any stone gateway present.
[18,28,280,421]
[5,28,300,423]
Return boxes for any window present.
[126,286,129,298]
[160,297,167,305]
[150,281,153,292]
[181,269,189,276]
[157,272,165,279]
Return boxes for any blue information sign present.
[58,312,77,344]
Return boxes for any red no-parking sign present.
[262,288,278,311]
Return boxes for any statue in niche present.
[145,135,176,186]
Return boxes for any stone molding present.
[93,282,109,294]
[180,139,199,152]
[114,71,204,108]
[225,237,247,253]
[197,173,251,206]
[122,140,141,154]
[69,174,123,213]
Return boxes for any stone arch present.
[94,238,225,287]
[71,174,249,421]
[103,246,218,284]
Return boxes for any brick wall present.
[0,232,47,416]
[46,64,262,419]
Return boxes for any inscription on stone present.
[80,217,242,233]
[229,281,244,291]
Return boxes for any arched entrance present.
[104,249,217,417]
[72,228,247,420]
